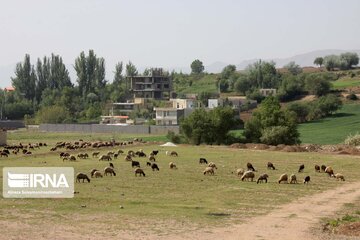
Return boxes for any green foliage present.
[305,74,331,96]
[284,61,302,75]
[277,75,305,101]
[314,57,324,67]
[244,96,300,144]
[35,105,71,124]
[190,59,205,75]
[246,89,265,103]
[166,130,183,144]
[11,54,36,101]
[181,107,238,145]
[234,76,251,95]
[286,102,310,123]
[307,94,342,121]
[125,61,138,77]
[4,100,34,120]
[323,52,359,71]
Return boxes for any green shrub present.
[166,130,182,144]
[35,105,71,124]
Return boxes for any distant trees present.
[305,74,331,96]
[190,59,205,74]
[284,61,302,75]
[319,52,359,71]
[314,57,324,68]
[125,61,138,77]
[11,54,36,101]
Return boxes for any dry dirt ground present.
[1,181,360,240]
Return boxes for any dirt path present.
[152,181,360,240]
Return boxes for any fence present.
[39,124,179,135]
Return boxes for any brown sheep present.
[104,167,116,176]
[135,168,146,177]
[314,165,320,172]
[208,162,217,169]
[278,174,288,184]
[76,173,90,183]
[93,171,103,178]
[90,169,99,177]
[124,155,132,161]
[303,176,311,184]
[257,173,269,184]
[241,171,255,181]
[325,166,335,177]
[169,162,177,169]
[335,173,345,181]
[321,165,327,172]
[203,166,215,175]
[99,155,112,161]
[149,156,156,162]
[247,162,255,172]
[69,155,76,161]
[267,162,276,170]
[92,151,100,158]
[236,168,244,177]
[170,151,178,157]
[289,174,297,184]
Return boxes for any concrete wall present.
[0,130,7,145]
[0,120,25,129]
[39,124,179,135]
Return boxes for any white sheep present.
[241,171,255,181]
[278,174,288,184]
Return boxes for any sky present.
[0,0,360,83]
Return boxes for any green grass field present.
[175,74,218,94]
[1,130,359,236]
[298,104,360,144]
[332,77,360,89]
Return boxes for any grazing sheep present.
[289,174,297,184]
[131,160,140,168]
[257,173,269,184]
[169,162,177,169]
[303,176,311,184]
[76,173,90,183]
[99,155,112,161]
[170,151,178,157]
[278,174,288,184]
[93,171,103,178]
[104,167,116,176]
[208,162,217,169]
[267,162,276,170]
[90,169,99,177]
[146,162,152,166]
[335,173,345,181]
[149,156,156,162]
[321,165,327,172]
[107,151,115,156]
[128,150,135,157]
[92,151,100,158]
[298,164,305,173]
[199,158,208,164]
[203,167,215,175]
[151,150,159,156]
[135,168,146,177]
[236,168,244,176]
[247,162,256,172]
[113,153,118,159]
[241,171,255,181]
[151,163,159,171]
[70,155,76,161]
[109,162,114,168]
[314,165,320,172]
[325,166,335,177]
[62,157,69,162]
[124,155,132,161]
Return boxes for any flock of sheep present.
[71,146,346,186]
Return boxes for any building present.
[171,98,195,109]
[127,70,172,100]
[100,116,129,125]
[110,102,140,116]
[259,88,277,97]
[154,108,185,125]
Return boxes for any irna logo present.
[7,172,69,188]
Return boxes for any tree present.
[323,55,339,71]
[246,60,280,89]
[74,50,106,98]
[11,54,36,101]
[234,76,251,95]
[340,52,359,70]
[113,62,123,84]
[314,57,324,68]
[190,59,204,74]
[284,61,302,75]
[220,65,236,79]
[277,75,305,101]
[243,96,300,145]
[305,74,331,96]
[125,61,138,77]
[35,105,71,123]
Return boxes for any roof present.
[4,86,15,91]
[101,115,129,119]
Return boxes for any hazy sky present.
[1,0,360,75]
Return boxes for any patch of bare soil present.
[336,222,360,237]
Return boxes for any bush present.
[287,102,310,123]
[35,105,71,124]
[166,130,182,144]
[344,133,360,146]
[260,126,295,145]
[305,74,331,96]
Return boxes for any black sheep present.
[109,162,115,168]
[132,161,140,168]
[267,162,276,170]
[321,165,327,172]
[199,158,208,164]
[151,163,159,171]
[152,150,159,156]
[314,165,320,172]
[298,164,305,173]
[303,176,310,184]
[146,162,152,166]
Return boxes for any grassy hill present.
[298,103,360,144]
